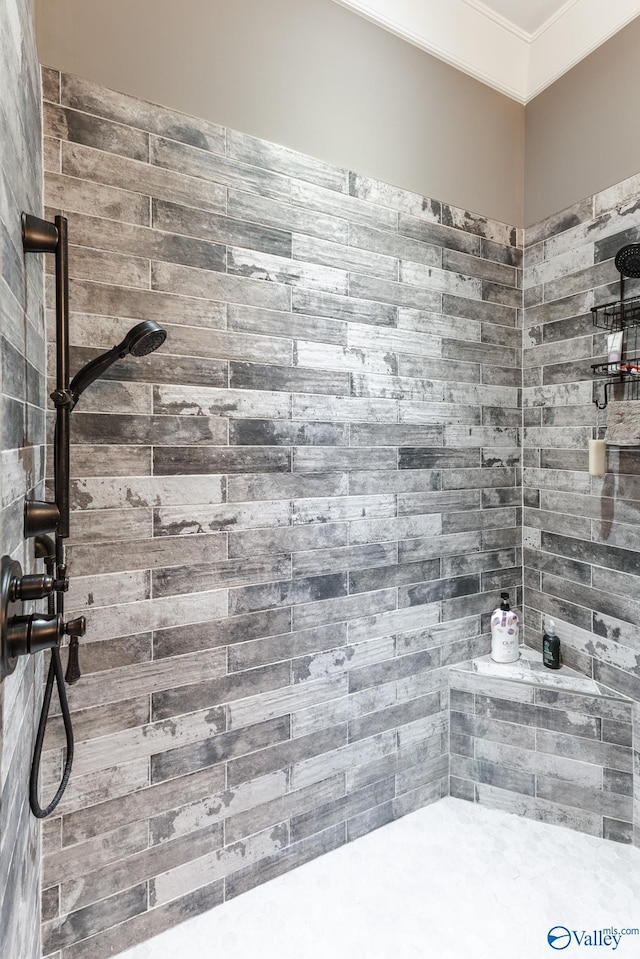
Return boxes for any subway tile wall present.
[41,68,522,957]
[0,2,46,958]
[523,179,640,704]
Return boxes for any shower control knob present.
[11,574,55,602]
[64,617,86,638]
[1,557,65,679]
[5,614,63,657]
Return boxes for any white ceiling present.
[331,0,640,102]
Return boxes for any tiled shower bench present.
[449,649,637,844]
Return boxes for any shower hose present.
[29,645,74,818]
[29,544,74,820]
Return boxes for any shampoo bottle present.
[490,592,520,663]
[542,618,561,669]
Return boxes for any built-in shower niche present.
[449,648,635,844]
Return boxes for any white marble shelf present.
[451,647,632,701]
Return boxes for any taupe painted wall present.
[35,0,524,226]
[525,16,640,227]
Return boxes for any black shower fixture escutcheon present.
[0,556,85,680]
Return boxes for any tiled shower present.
[2,2,640,958]
[39,67,521,958]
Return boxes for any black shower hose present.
[29,645,74,818]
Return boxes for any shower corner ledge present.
[449,647,632,703]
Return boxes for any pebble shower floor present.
[116,797,640,959]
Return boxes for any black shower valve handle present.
[9,571,69,602]
[64,616,86,639]
[5,610,85,664]
[5,614,64,658]
[64,617,85,686]
[65,640,81,685]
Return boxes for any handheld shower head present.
[68,320,166,409]
[121,320,168,357]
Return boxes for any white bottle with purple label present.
[490,592,520,663]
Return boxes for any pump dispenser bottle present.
[490,592,520,663]
[543,618,561,669]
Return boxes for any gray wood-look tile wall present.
[0,3,46,959]
[523,180,640,707]
[40,68,522,957]
[450,669,635,842]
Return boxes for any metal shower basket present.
[591,244,640,408]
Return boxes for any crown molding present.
[331,0,640,103]
[331,0,528,102]
[459,0,535,42]
[527,0,640,99]
[528,0,581,41]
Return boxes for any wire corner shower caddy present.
[592,243,640,410]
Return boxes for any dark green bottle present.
[542,618,561,669]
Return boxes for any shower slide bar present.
[0,213,82,816]
[0,213,166,816]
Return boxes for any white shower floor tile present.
[117,797,640,959]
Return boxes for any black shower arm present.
[67,343,127,410]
